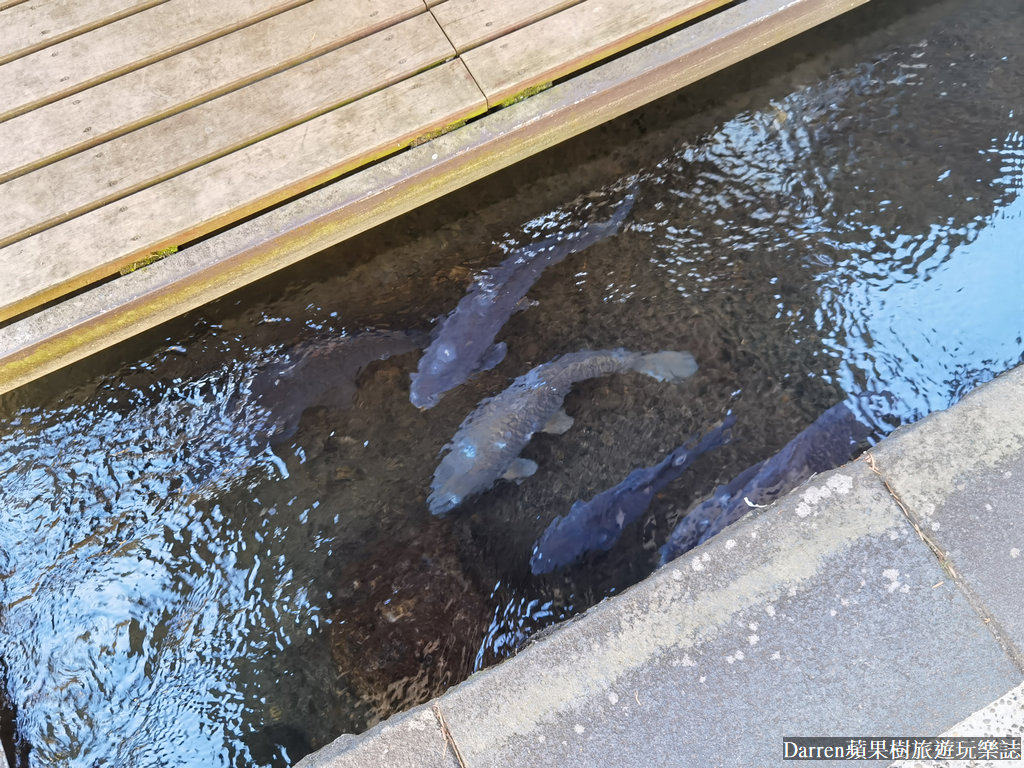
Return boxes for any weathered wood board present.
[0,0,166,64]
[0,13,454,246]
[0,60,486,322]
[460,0,732,106]
[0,0,314,120]
[431,0,581,53]
[0,0,424,181]
[0,0,871,395]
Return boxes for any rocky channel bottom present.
[327,521,490,725]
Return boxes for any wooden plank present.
[0,60,486,322]
[0,0,314,121]
[431,0,581,53]
[0,0,167,65]
[0,13,452,245]
[461,0,732,107]
[0,0,424,182]
[0,0,869,395]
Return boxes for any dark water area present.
[1,0,1022,764]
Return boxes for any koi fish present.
[530,414,736,574]
[410,189,637,409]
[428,347,698,515]
[660,402,871,563]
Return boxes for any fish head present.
[410,341,467,409]
[530,518,584,574]
[427,487,462,516]
[410,382,441,410]
[531,519,574,574]
[529,544,556,575]
[530,497,619,575]
[530,520,618,575]
[428,437,489,515]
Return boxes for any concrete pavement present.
[297,363,1024,768]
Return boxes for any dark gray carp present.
[660,402,872,563]
[428,348,698,516]
[248,329,426,442]
[410,189,637,409]
[530,413,736,575]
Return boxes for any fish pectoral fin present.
[514,296,539,313]
[540,408,574,435]
[476,341,507,373]
[633,350,698,382]
[502,458,538,482]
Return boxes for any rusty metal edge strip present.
[0,0,869,397]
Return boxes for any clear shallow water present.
[1,0,1022,764]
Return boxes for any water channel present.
[1,0,1022,764]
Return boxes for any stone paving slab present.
[297,435,1023,767]
[891,680,1024,768]
[432,461,1020,768]
[295,705,459,768]
[871,366,1024,662]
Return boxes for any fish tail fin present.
[631,351,698,382]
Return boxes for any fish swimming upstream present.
[428,348,699,515]
[410,189,637,409]
[247,329,426,443]
[530,413,736,575]
[659,402,872,563]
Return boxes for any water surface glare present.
[1,0,1022,765]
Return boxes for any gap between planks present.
[460,0,733,107]
[0,0,168,65]
[0,13,454,247]
[0,0,314,122]
[0,0,870,397]
[0,0,424,182]
[0,60,486,323]
[430,0,584,54]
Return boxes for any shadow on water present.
[2,654,30,767]
[0,0,1022,764]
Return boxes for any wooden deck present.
[0,0,868,394]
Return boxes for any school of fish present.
[252,186,870,574]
